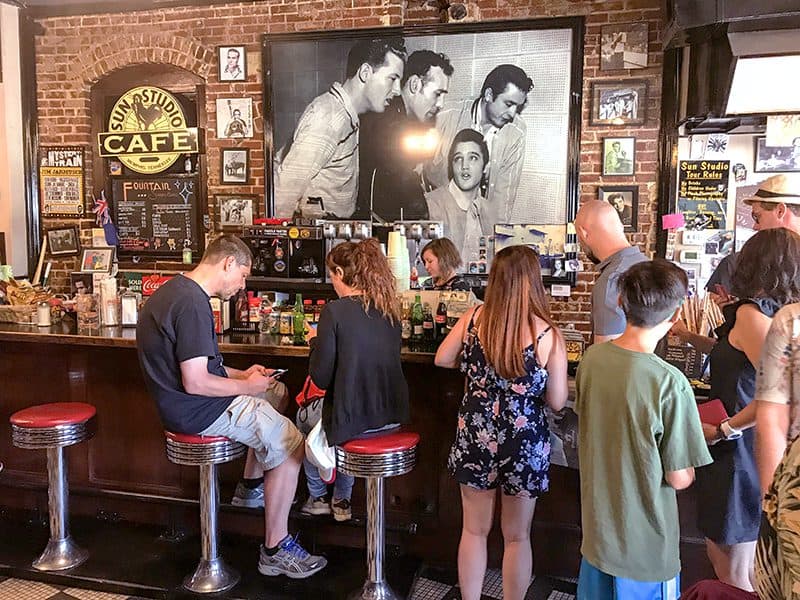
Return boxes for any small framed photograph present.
[599,185,638,232]
[216,97,253,139]
[602,137,635,176]
[218,45,246,82]
[590,80,647,126]
[601,22,649,71]
[79,247,114,273]
[754,137,800,173]
[70,272,93,296]
[221,148,249,185]
[218,195,255,227]
[46,225,81,256]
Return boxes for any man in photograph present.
[274,37,407,219]
[608,192,632,227]
[424,64,533,233]
[357,50,453,221]
[223,47,244,80]
[224,108,247,138]
[604,141,627,174]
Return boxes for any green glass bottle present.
[292,293,305,345]
[411,293,424,349]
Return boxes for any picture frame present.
[602,137,635,176]
[754,137,800,173]
[590,79,647,126]
[262,19,585,286]
[46,225,81,257]
[216,97,253,139]
[70,272,93,296]
[79,247,114,273]
[218,45,247,82]
[599,185,638,232]
[218,194,255,228]
[600,22,648,71]
[39,146,85,217]
[220,148,250,185]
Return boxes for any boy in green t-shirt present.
[576,259,712,599]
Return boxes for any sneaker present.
[300,495,331,516]
[331,498,351,522]
[258,535,327,579]
[231,481,264,509]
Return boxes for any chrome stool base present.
[183,557,240,594]
[347,580,400,600]
[33,535,89,572]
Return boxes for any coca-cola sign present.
[142,274,173,296]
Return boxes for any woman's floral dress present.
[448,313,552,498]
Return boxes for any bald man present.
[575,200,647,344]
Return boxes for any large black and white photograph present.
[600,22,648,71]
[590,79,647,126]
[218,45,247,82]
[754,136,800,173]
[221,148,249,184]
[46,225,80,257]
[264,21,582,272]
[216,97,253,139]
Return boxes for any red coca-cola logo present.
[142,274,173,296]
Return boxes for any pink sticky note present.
[662,213,685,230]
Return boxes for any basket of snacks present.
[0,278,53,323]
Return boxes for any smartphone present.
[271,368,288,379]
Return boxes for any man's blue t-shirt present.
[136,275,235,433]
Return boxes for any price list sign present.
[40,146,85,217]
[112,177,199,255]
[677,160,730,229]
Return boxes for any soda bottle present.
[411,294,424,349]
[435,295,448,340]
[422,303,435,351]
[292,293,305,345]
[400,299,412,343]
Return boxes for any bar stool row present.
[8,402,419,599]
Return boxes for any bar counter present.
[0,321,709,581]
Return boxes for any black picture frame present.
[218,45,247,82]
[754,137,800,173]
[217,194,256,228]
[600,22,649,71]
[79,247,115,273]
[599,185,638,232]
[221,147,250,185]
[602,136,635,176]
[46,225,81,256]
[261,18,584,287]
[590,79,647,126]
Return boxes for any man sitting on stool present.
[136,234,326,579]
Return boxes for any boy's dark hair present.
[345,38,407,79]
[402,50,453,86]
[733,228,800,304]
[447,128,489,180]
[617,259,687,328]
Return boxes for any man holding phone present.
[137,234,327,579]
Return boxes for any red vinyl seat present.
[340,431,420,455]
[165,431,233,445]
[10,402,96,428]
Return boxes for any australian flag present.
[92,190,119,247]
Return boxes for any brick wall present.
[34,0,664,340]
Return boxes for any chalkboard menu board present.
[111,177,200,255]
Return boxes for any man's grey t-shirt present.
[592,246,648,337]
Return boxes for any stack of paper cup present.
[387,231,410,292]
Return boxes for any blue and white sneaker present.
[231,481,263,509]
[258,535,327,579]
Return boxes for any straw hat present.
[744,174,800,206]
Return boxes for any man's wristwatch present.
[717,419,743,441]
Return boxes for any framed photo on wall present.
[590,80,647,126]
[262,19,585,286]
[599,185,638,232]
[754,137,800,173]
[219,45,247,81]
[218,195,255,228]
[221,148,249,184]
[216,98,253,139]
[602,137,635,176]
[46,225,81,257]
[600,22,648,70]
[80,247,115,273]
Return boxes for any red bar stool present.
[9,402,96,571]
[164,432,246,594]
[335,430,420,600]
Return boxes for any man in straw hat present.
[706,174,800,305]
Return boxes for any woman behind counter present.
[421,238,470,291]
[306,238,410,521]
[434,245,568,600]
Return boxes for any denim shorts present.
[200,392,303,471]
